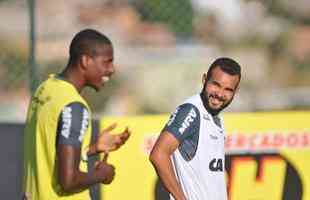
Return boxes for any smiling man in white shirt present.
[150,57,241,200]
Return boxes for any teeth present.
[101,76,110,83]
[210,97,221,105]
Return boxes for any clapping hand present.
[95,123,131,153]
[94,153,115,184]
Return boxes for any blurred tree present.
[0,42,28,90]
[263,0,310,75]
[133,0,194,38]
[263,0,310,24]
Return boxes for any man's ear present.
[202,73,207,85]
[80,54,89,71]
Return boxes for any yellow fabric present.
[23,74,92,200]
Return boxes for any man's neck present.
[59,66,84,93]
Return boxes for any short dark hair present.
[68,29,112,65]
[206,57,241,81]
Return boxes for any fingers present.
[124,129,131,139]
[95,159,115,184]
[97,125,131,152]
[119,127,131,141]
[111,127,131,150]
[123,127,131,136]
[114,129,130,147]
[101,123,117,133]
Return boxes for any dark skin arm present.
[57,123,130,193]
[57,144,115,193]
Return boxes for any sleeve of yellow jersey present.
[56,102,89,148]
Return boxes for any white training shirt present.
[163,94,227,200]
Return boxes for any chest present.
[198,113,226,155]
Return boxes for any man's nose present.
[109,64,115,75]
[215,89,225,99]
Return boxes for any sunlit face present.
[202,66,240,115]
[84,44,114,91]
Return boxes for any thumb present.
[94,161,100,169]
[102,152,109,163]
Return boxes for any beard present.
[201,86,233,116]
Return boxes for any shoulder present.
[183,94,201,104]
[167,103,200,126]
[61,102,89,121]
[57,102,90,147]
[163,103,200,142]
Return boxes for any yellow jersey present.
[23,74,92,200]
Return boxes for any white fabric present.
[170,94,227,200]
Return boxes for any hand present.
[95,123,131,153]
[94,153,115,184]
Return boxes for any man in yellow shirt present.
[23,29,130,199]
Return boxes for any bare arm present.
[149,131,187,200]
[57,144,115,193]
[56,102,114,193]
[56,102,117,193]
